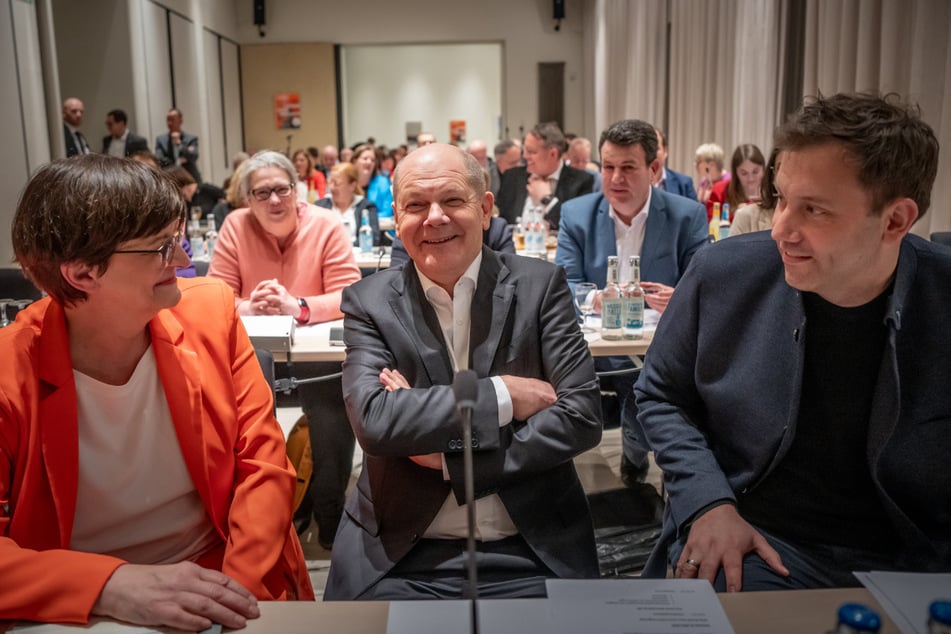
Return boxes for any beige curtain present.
[803,0,951,235]
[585,0,783,180]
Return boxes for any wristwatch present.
[296,297,310,325]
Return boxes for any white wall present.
[342,43,503,148]
[232,0,588,141]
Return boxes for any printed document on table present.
[855,571,951,634]
[545,578,735,634]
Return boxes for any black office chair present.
[931,232,951,248]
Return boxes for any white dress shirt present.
[415,253,518,540]
[611,187,652,282]
[107,130,129,158]
[522,161,565,218]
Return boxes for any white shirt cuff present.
[490,376,513,427]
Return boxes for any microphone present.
[452,369,480,634]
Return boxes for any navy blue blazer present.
[555,189,708,293]
[658,168,697,201]
[636,232,951,576]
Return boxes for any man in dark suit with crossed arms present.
[324,143,602,600]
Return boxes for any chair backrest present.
[0,267,43,301]
[931,232,951,247]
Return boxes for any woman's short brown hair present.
[13,155,186,305]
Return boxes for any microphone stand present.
[454,370,480,634]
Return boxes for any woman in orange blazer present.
[0,155,313,630]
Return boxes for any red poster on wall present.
[449,120,466,144]
[275,93,301,129]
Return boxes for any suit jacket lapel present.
[470,248,513,376]
[641,190,670,279]
[35,301,80,546]
[149,311,222,529]
[391,264,453,386]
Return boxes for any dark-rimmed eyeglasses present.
[250,184,294,202]
[113,224,184,267]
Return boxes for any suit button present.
[411,533,419,542]
[448,439,458,450]
[471,438,479,448]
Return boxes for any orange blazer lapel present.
[149,311,223,533]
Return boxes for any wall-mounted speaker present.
[553,0,565,20]
[253,0,266,26]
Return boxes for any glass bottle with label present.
[601,255,623,341]
[709,202,721,240]
[719,203,731,239]
[205,214,218,257]
[622,255,644,340]
[359,209,374,253]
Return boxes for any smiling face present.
[98,218,189,317]
[329,171,357,206]
[293,152,310,179]
[771,143,909,307]
[355,149,376,183]
[523,132,560,178]
[600,141,659,222]
[247,166,299,242]
[395,145,492,294]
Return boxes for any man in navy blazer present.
[325,144,601,600]
[653,128,697,201]
[637,93,951,590]
[556,119,707,484]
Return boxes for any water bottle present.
[359,209,373,253]
[622,255,644,340]
[719,203,731,239]
[829,603,882,633]
[601,256,623,340]
[930,600,951,634]
[204,214,217,257]
[188,218,204,259]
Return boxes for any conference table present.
[252,318,654,363]
[0,587,900,632]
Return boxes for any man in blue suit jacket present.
[654,128,697,201]
[556,119,707,483]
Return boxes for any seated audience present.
[0,155,312,628]
[324,144,602,600]
[293,148,327,202]
[652,127,697,200]
[708,143,766,221]
[158,166,199,278]
[208,150,361,550]
[315,162,381,247]
[730,147,781,236]
[556,118,708,487]
[694,142,729,208]
[636,93,951,590]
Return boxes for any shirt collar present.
[416,251,483,299]
[610,186,652,228]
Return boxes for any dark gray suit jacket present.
[155,131,201,183]
[101,132,149,157]
[324,247,603,599]
[496,164,595,230]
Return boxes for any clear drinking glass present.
[574,283,597,333]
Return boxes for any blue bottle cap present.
[931,600,951,626]
[837,603,882,632]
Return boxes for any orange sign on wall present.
[449,120,466,144]
[274,93,301,129]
